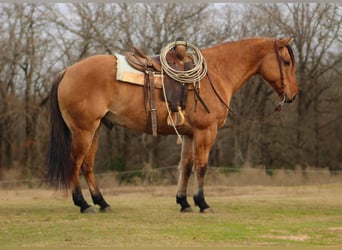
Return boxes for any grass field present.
[0,181,341,247]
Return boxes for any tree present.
[228,3,342,169]
[0,3,61,174]
[1,3,341,179]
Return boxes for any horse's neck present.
[203,38,271,93]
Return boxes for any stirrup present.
[167,107,185,127]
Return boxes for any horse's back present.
[63,55,117,85]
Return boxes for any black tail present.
[47,70,72,190]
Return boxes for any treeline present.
[0,3,341,179]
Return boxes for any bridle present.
[207,39,293,122]
[273,39,286,109]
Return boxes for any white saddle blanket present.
[115,53,163,88]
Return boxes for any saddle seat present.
[125,46,162,72]
[124,43,195,132]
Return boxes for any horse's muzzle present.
[285,94,296,104]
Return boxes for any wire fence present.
[0,165,341,188]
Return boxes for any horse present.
[47,37,298,213]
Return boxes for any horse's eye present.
[283,60,290,66]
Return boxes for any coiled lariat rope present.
[159,41,207,144]
[160,41,207,84]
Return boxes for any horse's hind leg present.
[70,129,97,213]
[176,135,194,212]
[81,128,111,212]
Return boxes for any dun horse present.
[47,37,298,213]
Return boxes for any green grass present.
[0,184,341,247]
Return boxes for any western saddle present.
[125,38,195,136]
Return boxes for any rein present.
[273,39,285,99]
[207,39,287,124]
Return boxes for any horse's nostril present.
[285,94,296,104]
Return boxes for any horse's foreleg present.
[193,165,211,213]
[81,129,111,212]
[176,135,194,212]
[193,127,217,213]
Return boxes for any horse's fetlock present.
[176,194,191,210]
[72,190,91,212]
[91,192,110,209]
[193,193,210,212]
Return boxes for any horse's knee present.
[181,164,192,176]
[194,165,207,178]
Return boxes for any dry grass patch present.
[0,183,341,247]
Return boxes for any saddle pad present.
[115,53,163,88]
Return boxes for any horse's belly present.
[104,107,193,136]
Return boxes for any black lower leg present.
[91,191,110,211]
[193,190,210,212]
[176,194,192,212]
[72,188,91,213]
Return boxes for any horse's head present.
[259,37,298,104]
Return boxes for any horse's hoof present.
[180,207,193,213]
[200,207,214,214]
[100,206,113,213]
[81,206,97,214]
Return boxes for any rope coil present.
[159,41,207,84]
[159,41,207,144]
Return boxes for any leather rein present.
[206,39,288,123]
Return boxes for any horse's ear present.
[277,36,295,47]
